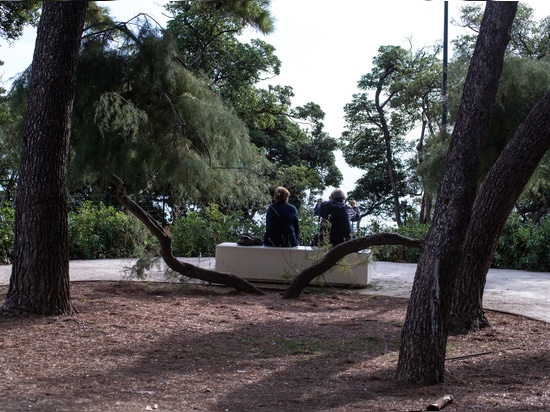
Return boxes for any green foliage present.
[69,22,272,213]
[165,3,342,206]
[171,204,263,257]
[0,2,40,42]
[483,58,550,177]
[452,3,550,61]
[371,222,430,263]
[369,213,550,271]
[341,44,441,223]
[0,204,14,264]
[493,213,550,271]
[297,208,321,247]
[170,203,322,256]
[68,201,155,259]
[424,57,550,202]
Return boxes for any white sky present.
[2,1,550,194]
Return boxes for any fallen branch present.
[111,175,264,295]
[446,346,522,361]
[283,233,423,298]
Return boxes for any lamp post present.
[442,1,449,133]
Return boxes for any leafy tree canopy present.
[452,2,550,61]
[0,2,40,43]
[341,44,441,223]
[165,0,342,206]
[422,4,550,202]
[67,20,272,212]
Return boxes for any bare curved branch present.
[283,233,423,299]
[111,174,265,295]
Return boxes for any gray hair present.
[330,189,346,202]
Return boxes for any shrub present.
[298,209,321,247]
[494,213,550,271]
[171,204,263,257]
[0,204,15,264]
[371,222,430,263]
[68,201,153,259]
[493,214,530,269]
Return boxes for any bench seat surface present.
[215,242,370,287]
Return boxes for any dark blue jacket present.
[318,200,352,246]
[263,201,300,247]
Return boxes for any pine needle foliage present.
[70,20,271,209]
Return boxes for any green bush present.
[0,204,15,264]
[371,222,430,263]
[368,213,550,270]
[68,201,153,259]
[171,204,263,257]
[494,213,550,271]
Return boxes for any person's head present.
[348,198,356,207]
[330,188,346,202]
[273,186,291,202]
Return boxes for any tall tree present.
[341,45,441,225]
[450,90,550,334]
[452,2,550,61]
[396,2,517,384]
[66,18,267,293]
[2,2,88,315]
[166,1,342,205]
[448,59,550,333]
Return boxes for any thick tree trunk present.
[419,192,432,224]
[112,176,264,295]
[450,90,550,334]
[396,2,517,384]
[283,233,423,298]
[2,2,88,315]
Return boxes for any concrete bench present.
[215,242,370,287]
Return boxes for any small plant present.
[0,203,15,264]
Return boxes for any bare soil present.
[1,281,549,412]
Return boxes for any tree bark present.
[396,2,517,384]
[2,2,88,315]
[375,71,402,227]
[283,233,423,298]
[450,90,550,334]
[111,176,264,295]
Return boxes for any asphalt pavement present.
[0,258,549,324]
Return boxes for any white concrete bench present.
[215,242,370,287]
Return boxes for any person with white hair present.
[314,188,356,246]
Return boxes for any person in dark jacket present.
[263,187,300,247]
[317,189,354,246]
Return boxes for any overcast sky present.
[2,1,550,194]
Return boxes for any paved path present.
[1,259,549,323]
[362,262,550,324]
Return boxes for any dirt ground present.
[1,281,549,412]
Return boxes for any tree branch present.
[283,233,423,298]
[110,174,264,295]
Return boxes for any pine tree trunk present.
[2,2,87,315]
[396,2,517,384]
[450,90,550,334]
